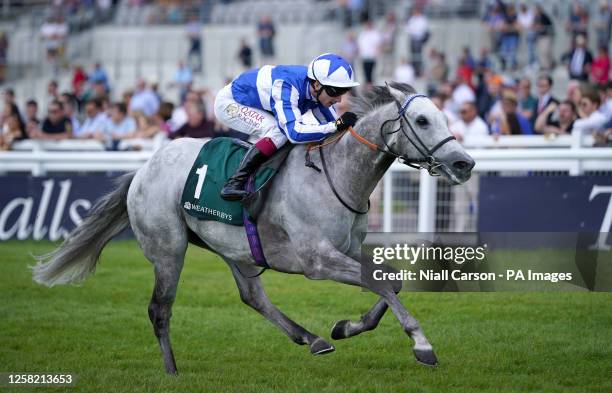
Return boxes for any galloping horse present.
[32,83,474,374]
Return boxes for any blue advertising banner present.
[0,174,119,241]
[479,176,612,248]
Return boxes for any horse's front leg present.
[331,298,388,340]
[298,241,438,366]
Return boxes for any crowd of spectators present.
[2,1,611,152]
[337,1,611,146]
[0,60,249,151]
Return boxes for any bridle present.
[377,93,455,176]
[306,93,456,214]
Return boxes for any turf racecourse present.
[1,240,610,393]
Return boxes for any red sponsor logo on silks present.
[239,107,265,123]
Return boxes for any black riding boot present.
[220,145,268,201]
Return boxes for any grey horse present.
[32,83,474,374]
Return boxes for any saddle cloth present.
[181,137,291,226]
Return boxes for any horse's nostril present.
[453,160,470,170]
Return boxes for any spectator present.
[1,102,26,143]
[89,62,110,92]
[535,74,559,121]
[40,16,68,70]
[379,12,398,78]
[518,3,537,67]
[131,110,160,139]
[130,78,160,117]
[573,87,608,135]
[533,4,554,71]
[47,80,60,106]
[185,15,202,73]
[0,114,24,150]
[393,58,415,85]
[431,91,458,126]
[75,98,108,140]
[602,81,612,118]
[450,100,485,233]
[105,102,137,149]
[566,1,589,41]
[499,3,520,71]
[475,47,493,75]
[59,92,81,134]
[591,46,610,86]
[0,31,7,84]
[171,61,193,104]
[357,20,381,85]
[32,100,73,141]
[122,89,133,110]
[517,78,537,123]
[1,88,17,126]
[237,38,253,70]
[426,49,448,96]
[405,7,429,77]
[257,15,276,63]
[563,34,593,82]
[71,64,88,96]
[341,32,359,69]
[452,101,489,143]
[483,1,506,53]
[156,101,175,134]
[534,100,577,135]
[25,99,40,126]
[169,89,208,132]
[456,50,474,89]
[171,101,216,139]
[476,72,502,119]
[450,76,476,115]
[491,91,533,135]
[567,80,583,112]
[594,1,612,49]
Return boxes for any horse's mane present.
[350,82,416,117]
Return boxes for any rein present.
[305,93,456,215]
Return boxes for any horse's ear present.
[385,82,405,107]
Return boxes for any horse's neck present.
[325,121,395,205]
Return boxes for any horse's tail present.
[31,172,135,287]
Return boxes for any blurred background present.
[0,0,611,242]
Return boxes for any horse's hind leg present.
[227,261,335,355]
[136,227,187,375]
[331,298,388,340]
[148,252,185,375]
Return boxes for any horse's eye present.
[416,116,429,127]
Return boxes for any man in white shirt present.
[393,58,415,85]
[75,99,109,140]
[573,89,607,135]
[450,101,486,232]
[357,20,381,85]
[452,101,489,143]
[405,7,429,76]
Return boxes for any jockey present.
[214,53,360,201]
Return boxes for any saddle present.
[181,137,293,226]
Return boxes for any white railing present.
[1,136,612,232]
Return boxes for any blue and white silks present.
[230,65,338,143]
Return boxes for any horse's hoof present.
[331,320,352,340]
[310,338,335,355]
[413,348,438,366]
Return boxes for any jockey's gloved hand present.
[335,112,358,132]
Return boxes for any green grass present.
[1,240,611,393]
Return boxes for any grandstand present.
[0,0,611,237]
